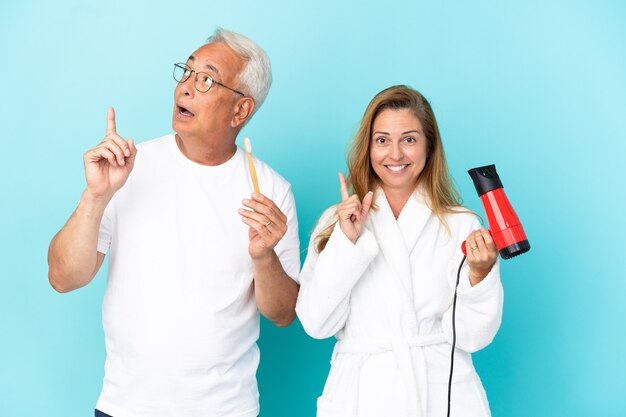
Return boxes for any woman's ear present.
[231,97,256,128]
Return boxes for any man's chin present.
[172,119,190,135]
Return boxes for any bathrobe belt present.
[333,333,447,417]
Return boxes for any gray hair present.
[207,28,272,116]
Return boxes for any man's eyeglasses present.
[173,63,246,96]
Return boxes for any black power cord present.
[447,255,466,417]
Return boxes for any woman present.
[296,86,503,417]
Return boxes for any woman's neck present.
[382,187,414,219]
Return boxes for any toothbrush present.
[243,137,260,194]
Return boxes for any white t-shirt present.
[95,134,300,417]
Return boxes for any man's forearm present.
[48,191,109,292]
[252,251,299,327]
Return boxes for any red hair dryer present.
[462,164,530,259]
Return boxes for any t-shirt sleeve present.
[273,185,301,283]
[97,201,114,255]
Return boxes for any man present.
[48,28,300,417]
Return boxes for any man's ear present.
[231,97,256,128]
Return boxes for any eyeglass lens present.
[173,64,213,93]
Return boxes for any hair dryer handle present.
[461,230,492,256]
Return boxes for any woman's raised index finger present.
[338,172,350,202]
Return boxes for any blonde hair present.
[315,85,463,252]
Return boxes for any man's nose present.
[177,76,195,97]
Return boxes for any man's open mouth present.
[177,105,195,117]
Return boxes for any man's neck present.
[175,133,237,166]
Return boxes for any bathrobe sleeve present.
[441,218,505,353]
[296,206,379,339]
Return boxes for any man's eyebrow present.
[187,56,220,74]
[204,64,219,74]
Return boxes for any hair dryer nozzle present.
[468,164,503,196]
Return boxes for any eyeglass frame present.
[173,63,246,97]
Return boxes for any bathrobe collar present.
[368,186,434,300]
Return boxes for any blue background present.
[1,0,625,416]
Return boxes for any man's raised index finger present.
[106,106,117,135]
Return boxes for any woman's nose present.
[389,143,403,160]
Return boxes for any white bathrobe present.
[296,189,503,417]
